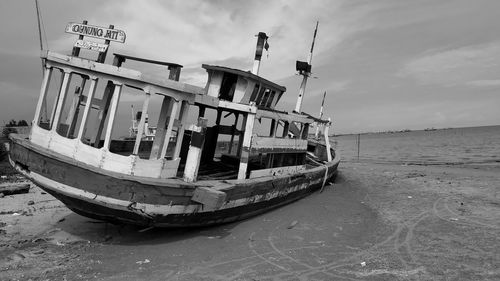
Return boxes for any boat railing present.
[30,51,203,179]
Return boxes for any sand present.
[0,160,499,281]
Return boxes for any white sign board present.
[65,22,126,43]
[74,40,108,52]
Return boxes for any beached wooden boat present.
[6,22,339,227]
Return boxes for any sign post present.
[65,21,126,63]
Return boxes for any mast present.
[294,21,319,113]
[35,0,48,122]
[315,91,326,139]
[252,32,269,75]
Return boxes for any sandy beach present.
[1,159,498,281]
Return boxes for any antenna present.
[294,21,319,113]
[35,0,49,122]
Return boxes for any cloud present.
[398,41,500,87]
[466,79,500,87]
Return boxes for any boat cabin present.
[28,27,332,184]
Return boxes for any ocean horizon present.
[332,125,500,166]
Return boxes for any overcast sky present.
[1,0,499,133]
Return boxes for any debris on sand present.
[0,182,30,196]
[287,220,298,229]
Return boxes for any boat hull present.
[8,135,339,227]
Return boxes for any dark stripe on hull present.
[8,135,339,227]
[37,170,337,227]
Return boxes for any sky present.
[0,0,499,134]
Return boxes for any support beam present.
[51,71,72,131]
[183,118,208,182]
[324,118,332,162]
[173,101,190,159]
[103,84,122,149]
[228,113,239,154]
[160,100,179,159]
[77,77,98,141]
[237,112,255,179]
[150,96,172,159]
[92,81,115,147]
[32,67,52,127]
[133,93,151,155]
[66,78,87,137]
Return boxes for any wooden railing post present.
[324,118,332,162]
[183,118,208,182]
[77,77,98,141]
[32,67,52,128]
[51,71,72,131]
[237,112,256,179]
[103,83,122,149]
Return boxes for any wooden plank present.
[43,51,205,97]
[249,165,306,179]
[191,186,226,210]
[0,182,30,196]
[250,136,307,153]
[256,109,312,125]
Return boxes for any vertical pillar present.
[160,100,179,159]
[33,67,52,127]
[324,118,332,162]
[173,101,190,159]
[237,112,255,179]
[77,77,98,141]
[66,78,87,137]
[92,81,115,147]
[51,71,72,132]
[133,93,150,155]
[183,118,207,182]
[103,83,122,149]
[150,96,172,159]
[228,113,239,154]
[92,57,124,147]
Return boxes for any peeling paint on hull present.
[8,135,339,227]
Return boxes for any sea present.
[332,125,500,166]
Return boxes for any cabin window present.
[275,120,287,138]
[254,117,274,137]
[54,73,92,139]
[249,84,260,103]
[254,87,267,105]
[79,80,115,147]
[149,95,184,160]
[103,85,152,158]
[264,90,276,107]
[219,73,238,101]
[37,68,64,130]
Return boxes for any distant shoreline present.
[332,124,500,137]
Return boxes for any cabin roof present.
[202,64,286,92]
[114,53,183,68]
